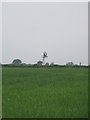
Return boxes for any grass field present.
[2,67,88,118]
[0,66,2,119]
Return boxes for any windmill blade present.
[45,52,48,57]
[44,52,47,57]
[43,51,48,58]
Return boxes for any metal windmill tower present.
[42,52,48,65]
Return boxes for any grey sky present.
[0,4,1,61]
[2,2,88,65]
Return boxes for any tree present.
[79,62,82,66]
[12,59,22,65]
[66,62,74,66]
[50,62,54,66]
[45,62,49,66]
[37,61,43,66]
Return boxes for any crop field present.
[2,67,88,118]
[0,66,2,119]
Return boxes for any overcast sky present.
[0,1,2,64]
[2,2,88,65]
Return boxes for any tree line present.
[1,58,89,68]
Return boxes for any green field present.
[0,66,2,119]
[2,67,88,118]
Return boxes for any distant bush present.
[12,59,22,65]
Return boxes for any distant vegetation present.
[2,58,89,68]
[12,59,22,65]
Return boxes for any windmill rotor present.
[43,52,48,58]
[42,51,48,65]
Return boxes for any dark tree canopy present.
[12,59,22,65]
[37,61,43,66]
